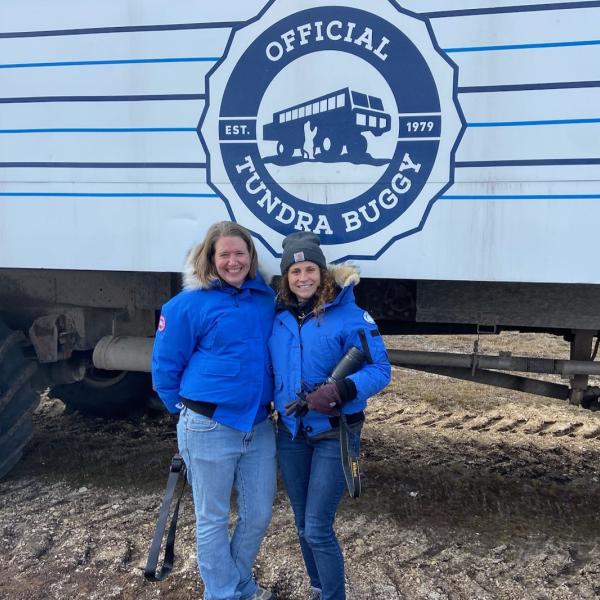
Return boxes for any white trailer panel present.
[0,0,599,282]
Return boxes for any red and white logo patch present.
[158,315,166,332]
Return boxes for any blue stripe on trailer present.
[458,80,600,93]
[445,39,600,53]
[456,158,600,167]
[0,22,240,38]
[426,2,600,19]
[467,118,600,127]
[0,162,206,168]
[0,57,219,69]
[441,194,600,200]
[0,94,205,103]
[0,192,219,198]
[0,128,197,133]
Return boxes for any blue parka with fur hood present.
[152,251,275,432]
[269,264,391,438]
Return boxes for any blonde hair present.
[189,222,258,287]
[278,266,337,316]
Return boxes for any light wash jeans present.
[177,407,276,600]
[277,426,361,600]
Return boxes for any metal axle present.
[387,349,600,377]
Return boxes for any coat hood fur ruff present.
[182,245,209,291]
[330,263,360,288]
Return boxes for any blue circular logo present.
[202,1,463,255]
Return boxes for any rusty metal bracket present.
[28,314,78,363]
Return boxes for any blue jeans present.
[277,427,361,600]
[177,408,276,600]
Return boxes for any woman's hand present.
[306,382,342,414]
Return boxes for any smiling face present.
[287,261,322,302]
[213,235,251,288]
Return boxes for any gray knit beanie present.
[280,232,327,274]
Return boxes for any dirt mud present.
[2,333,600,599]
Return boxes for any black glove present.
[285,379,357,417]
[284,397,309,417]
[306,382,342,415]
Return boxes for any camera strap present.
[338,329,373,498]
[339,415,361,498]
[144,453,187,581]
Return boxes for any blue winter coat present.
[269,266,391,437]
[152,270,275,432]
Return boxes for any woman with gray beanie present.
[269,231,391,600]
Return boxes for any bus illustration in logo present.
[263,87,391,164]
[200,0,465,259]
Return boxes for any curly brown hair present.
[278,266,338,316]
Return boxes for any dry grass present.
[384,331,570,357]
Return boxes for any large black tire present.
[51,368,152,417]
[0,322,39,479]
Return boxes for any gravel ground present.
[2,333,600,599]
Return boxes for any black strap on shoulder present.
[357,329,373,364]
[144,453,187,581]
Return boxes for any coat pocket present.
[198,358,241,377]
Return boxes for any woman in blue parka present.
[269,232,391,600]
[152,221,275,600]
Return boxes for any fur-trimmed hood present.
[182,245,208,291]
[330,263,360,289]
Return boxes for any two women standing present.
[152,223,390,600]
